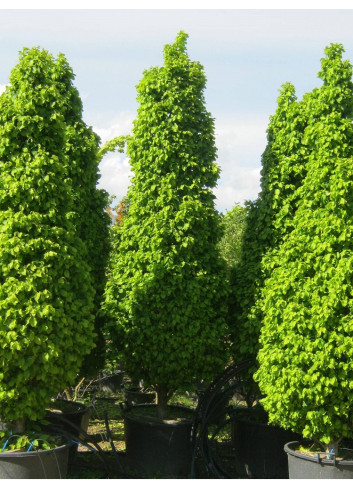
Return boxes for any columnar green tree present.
[49,63,126,378]
[255,44,353,453]
[0,48,96,431]
[63,124,108,378]
[230,83,308,400]
[104,32,229,418]
[27,53,125,380]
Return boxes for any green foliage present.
[0,47,96,427]
[218,204,247,269]
[42,57,124,378]
[0,429,62,452]
[229,82,308,394]
[68,130,117,378]
[104,32,229,408]
[98,135,127,161]
[255,44,353,449]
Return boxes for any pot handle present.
[315,451,337,465]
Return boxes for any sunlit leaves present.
[0,47,96,426]
[255,44,353,448]
[218,205,247,270]
[230,80,308,395]
[104,32,229,397]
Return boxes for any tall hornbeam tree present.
[255,44,353,454]
[32,55,126,379]
[104,32,229,418]
[0,48,96,431]
[230,82,308,402]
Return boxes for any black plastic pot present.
[99,371,124,394]
[231,407,302,478]
[44,399,90,466]
[45,399,90,437]
[123,385,156,405]
[122,404,194,478]
[284,441,353,479]
[0,441,71,479]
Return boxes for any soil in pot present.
[285,441,353,479]
[122,403,195,478]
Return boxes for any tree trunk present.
[13,417,26,433]
[156,385,169,419]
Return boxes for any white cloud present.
[214,114,268,210]
[93,112,134,144]
[0,84,7,95]
[214,167,261,212]
[94,111,268,212]
[94,113,134,203]
[98,152,133,204]
[3,9,353,51]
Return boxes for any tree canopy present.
[229,81,308,400]
[255,44,353,452]
[104,32,229,416]
[0,48,96,429]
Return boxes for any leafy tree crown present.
[104,32,229,395]
[0,47,96,426]
[255,43,353,449]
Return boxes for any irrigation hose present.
[190,360,253,479]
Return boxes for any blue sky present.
[2,6,353,211]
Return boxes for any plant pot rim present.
[93,396,121,402]
[284,441,353,466]
[48,399,89,415]
[122,403,195,427]
[0,441,72,458]
[123,384,154,392]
